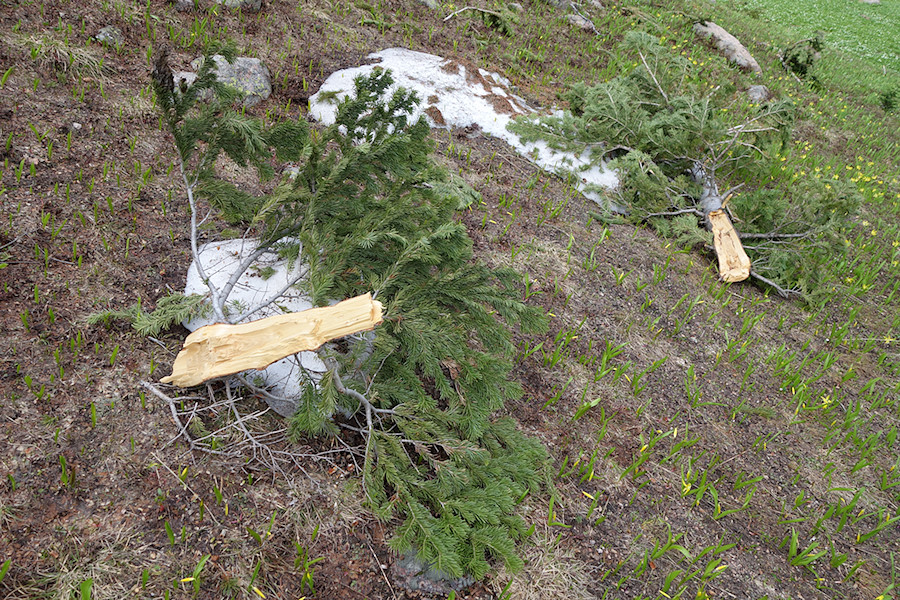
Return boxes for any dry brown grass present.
[1,32,108,80]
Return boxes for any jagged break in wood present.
[161,293,383,387]
[708,209,751,282]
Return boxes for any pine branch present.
[152,65,550,580]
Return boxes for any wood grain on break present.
[708,209,751,283]
[161,293,383,387]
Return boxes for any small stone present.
[590,0,604,8]
[746,85,771,103]
[187,55,272,107]
[71,122,82,130]
[546,0,571,9]
[95,26,123,47]
[392,551,475,595]
[417,0,438,8]
[218,0,262,10]
[508,2,524,11]
[174,71,198,92]
[565,13,594,31]
[859,0,880,4]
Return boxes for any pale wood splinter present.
[161,293,383,387]
[708,209,751,283]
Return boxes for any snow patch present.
[183,239,325,408]
[309,48,618,205]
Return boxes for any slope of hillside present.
[1,0,899,598]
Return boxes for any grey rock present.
[173,70,198,92]
[189,55,272,106]
[175,0,198,10]
[565,13,594,31]
[219,0,262,11]
[391,551,475,595]
[508,2,524,11]
[589,0,605,9]
[262,392,301,418]
[747,84,771,102]
[95,26,123,47]
[417,0,438,8]
[859,0,880,4]
[693,21,761,73]
[546,0,572,9]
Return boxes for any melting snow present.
[310,48,619,205]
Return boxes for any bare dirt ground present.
[2,0,900,598]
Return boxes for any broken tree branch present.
[708,210,752,282]
[689,163,751,282]
[161,293,383,387]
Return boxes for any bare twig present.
[569,3,601,35]
[443,6,502,21]
[147,336,177,356]
[233,265,310,322]
[720,183,745,201]
[225,380,287,479]
[638,50,669,104]
[739,230,812,240]
[749,271,800,298]
[327,362,375,495]
[0,235,23,252]
[217,243,274,319]
[142,380,342,481]
[641,207,704,219]
[366,537,398,600]
[141,381,234,457]
[180,159,226,323]
[163,401,199,448]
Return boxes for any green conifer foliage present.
[509,31,859,301]
[152,52,549,579]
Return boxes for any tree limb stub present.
[161,293,384,387]
[691,164,751,282]
[707,209,751,282]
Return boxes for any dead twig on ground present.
[443,6,502,21]
[141,380,353,484]
[749,271,800,298]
